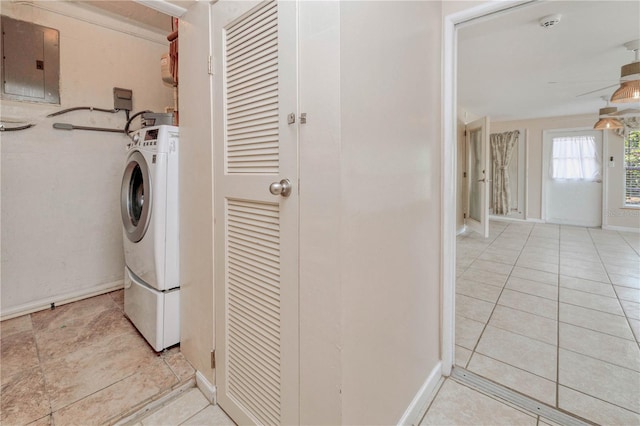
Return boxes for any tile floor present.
[455,221,640,425]
[129,388,235,426]
[0,290,196,425]
[421,378,558,426]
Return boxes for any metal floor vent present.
[451,367,595,426]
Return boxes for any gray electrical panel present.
[1,16,60,104]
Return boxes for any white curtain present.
[490,130,519,216]
[551,136,601,181]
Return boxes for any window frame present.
[623,129,640,208]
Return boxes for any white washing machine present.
[121,125,180,351]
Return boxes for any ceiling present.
[70,0,196,33]
[458,0,640,122]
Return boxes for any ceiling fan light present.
[610,80,640,103]
[593,117,624,130]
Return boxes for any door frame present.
[464,116,490,238]
[540,127,605,226]
[441,0,533,376]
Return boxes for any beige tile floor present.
[130,388,235,426]
[0,290,196,425]
[455,221,640,425]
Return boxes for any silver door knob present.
[269,179,292,197]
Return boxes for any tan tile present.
[559,288,624,316]
[454,345,472,368]
[26,414,53,425]
[469,259,514,275]
[558,349,640,413]
[0,367,50,425]
[559,303,635,340]
[488,305,556,345]
[455,316,485,350]
[181,404,236,426]
[630,318,640,342]
[0,315,33,338]
[52,356,178,425]
[559,264,610,283]
[1,330,40,381]
[43,331,161,411]
[456,279,503,303]
[559,323,640,372]
[558,385,640,426]
[511,267,558,286]
[505,277,557,301]
[615,285,640,303]
[460,268,509,288]
[621,299,640,320]
[526,237,558,249]
[515,258,558,274]
[31,294,118,333]
[517,251,559,265]
[609,273,640,289]
[498,289,557,320]
[467,353,556,406]
[163,349,196,383]
[34,308,137,363]
[604,263,640,279]
[475,326,556,380]
[109,289,125,310]
[478,249,519,265]
[560,249,600,262]
[560,275,616,297]
[456,294,495,323]
[420,379,536,426]
[140,388,209,425]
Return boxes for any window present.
[551,136,601,181]
[625,130,640,206]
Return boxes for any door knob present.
[269,179,292,197]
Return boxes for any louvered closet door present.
[212,1,299,425]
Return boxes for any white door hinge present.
[208,55,214,75]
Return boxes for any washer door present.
[121,151,152,243]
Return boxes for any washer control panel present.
[127,125,178,153]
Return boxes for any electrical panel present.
[1,16,60,104]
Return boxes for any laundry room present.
[0,1,174,318]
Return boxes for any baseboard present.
[456,226,466,235]
[0,279,124,321]
[196,370,217,405]
[397,362,443,426]
[526,218,545,224]
[602,224,640,233]
[489,215,526,223]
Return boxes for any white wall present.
[338,2,442,423]
[177,1,215,383]
[0,1,173,318]
[490,114,639,230]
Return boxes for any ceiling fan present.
[577,39,640,99]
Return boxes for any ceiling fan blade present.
[576,83,619,97]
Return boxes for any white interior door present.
[465,117,490,237]
[213,1,299,424]
[543,130,603,227]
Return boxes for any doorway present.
[444,2,640,424]
[542,129,603,227]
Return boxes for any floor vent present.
[451,367,595,426]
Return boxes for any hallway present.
[455,221,640,425]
